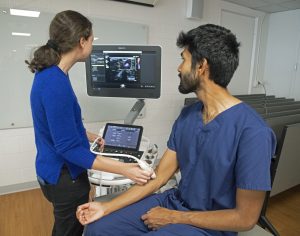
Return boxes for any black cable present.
[258,81,268,115]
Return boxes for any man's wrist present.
[169,210,181,224]
[102,201,112,216]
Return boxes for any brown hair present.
[25,10,92,73]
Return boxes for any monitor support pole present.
[124,99,145,125]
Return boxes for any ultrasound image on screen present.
[105,54,141,83]
[90,52,142,88]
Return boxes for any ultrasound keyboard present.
[93,145,144,163]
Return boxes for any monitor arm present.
[124,99,145,125]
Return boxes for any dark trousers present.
[38,168,90,236]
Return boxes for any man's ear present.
[197,58,208,75]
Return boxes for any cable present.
[90,137,156,179]
[258,81,268,115]
[254,13,266,87]
[258,81,267,96]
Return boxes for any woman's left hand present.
[87,131,105,151]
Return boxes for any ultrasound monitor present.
[86,45,161,99]
[102,123,143,151]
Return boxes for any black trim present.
[85,45,161,99]
[111,0,155,7]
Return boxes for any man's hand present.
[76,202,106,225]
[141,207,177,230]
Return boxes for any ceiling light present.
[94,37,99,41]
[12,32,31,37]
[10,8,40,17]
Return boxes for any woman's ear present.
[79,37,85,49]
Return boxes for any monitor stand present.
[124,99,145,125]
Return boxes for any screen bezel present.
[85,45,161,99]
[102,123,144,151]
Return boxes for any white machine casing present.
[88,127,158,186]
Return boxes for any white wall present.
[0,0,267,193]
[263,9,300,98]
[252,14,270,95]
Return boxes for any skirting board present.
[0,181,39,195]
[238,225,272,236]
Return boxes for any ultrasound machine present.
[85,45,161,197]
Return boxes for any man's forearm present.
[103,176,163,216]
[171,209,256,232]
[103,149,179,216]
[145,189,265,232]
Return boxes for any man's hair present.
[176,24,240,88]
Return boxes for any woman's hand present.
[86,131,105,151]
[76,202,106,225]
[122,163,153,185]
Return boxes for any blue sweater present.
[30,65,96,184]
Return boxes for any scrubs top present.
[85,101,277,236]
[167,101,276,234]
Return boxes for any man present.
[77,24,276,236]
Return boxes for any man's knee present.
[84,215,124,236]
[84,220,105,236]
[143,224,209,236]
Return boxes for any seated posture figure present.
[77,24,276,236]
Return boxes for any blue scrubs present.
[85,102,276,236]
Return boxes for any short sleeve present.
[167,118,179,152]
[236,127,276,191]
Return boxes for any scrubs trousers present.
[85,189,211,236]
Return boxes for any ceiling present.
[222,0,300,13]
[113,0,300,13]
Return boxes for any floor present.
[0,185,299,236]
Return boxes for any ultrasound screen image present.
[106,55,141,83]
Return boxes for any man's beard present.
[178,71,199,94]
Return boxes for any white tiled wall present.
[0,0,264,191]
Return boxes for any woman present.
[26,10,152,236]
